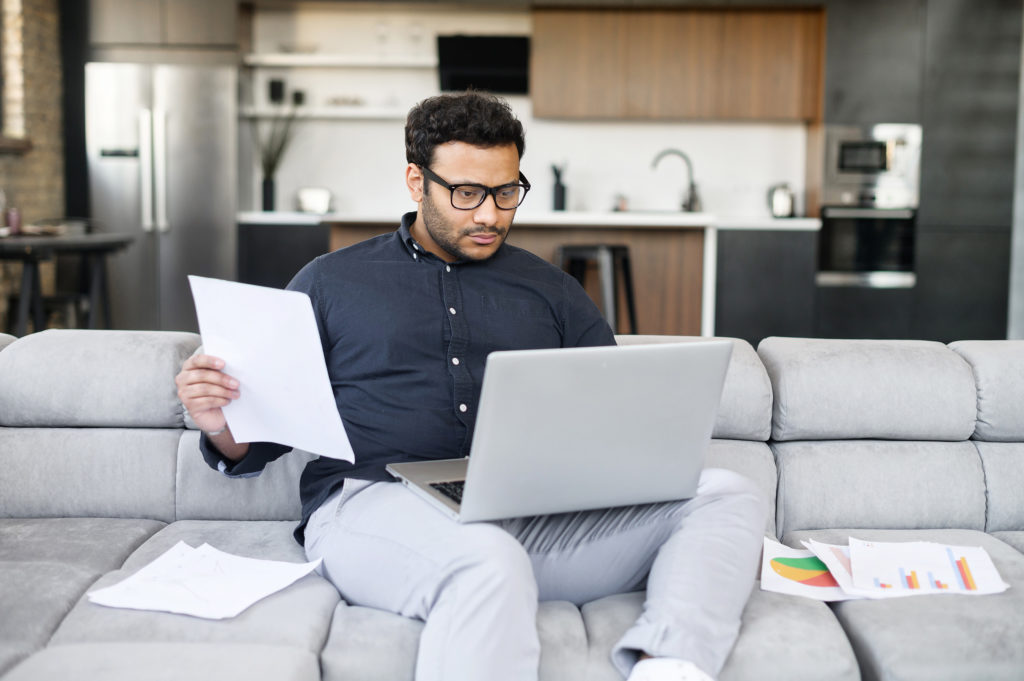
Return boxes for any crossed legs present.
[304,468,766,681]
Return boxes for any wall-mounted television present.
[437,35,529,95]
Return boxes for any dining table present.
[0,232,135,337]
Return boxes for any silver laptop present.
[386,340,732,522]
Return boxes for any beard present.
[421,188,509,261]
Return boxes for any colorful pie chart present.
[770,556,839,588]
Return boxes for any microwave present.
[823,124,922,209]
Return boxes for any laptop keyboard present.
[430,480,465,504]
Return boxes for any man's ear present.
[406,163,425,203]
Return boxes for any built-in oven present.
[816,206,916,288]
[817,124,921,289]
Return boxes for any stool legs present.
[557,245,638,334]
[596,246,618,331]
[619,251,638,334]
[15,261,45,337]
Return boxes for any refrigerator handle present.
[153,108,170,233]
[138,109,155,232]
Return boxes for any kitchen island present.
[239,211,820,336]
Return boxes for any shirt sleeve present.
[561,273,617,348]
[199,434,291,478]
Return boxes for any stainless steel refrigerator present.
[86,62,236,332]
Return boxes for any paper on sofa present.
[88,541,322,619]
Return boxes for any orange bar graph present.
[907,571,920,589]
[956,558,977,591]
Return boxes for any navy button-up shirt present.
[202,212,615,543]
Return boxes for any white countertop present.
[238,210,820,231]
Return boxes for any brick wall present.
[0,0,64,332]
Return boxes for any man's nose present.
[472,193,501,224]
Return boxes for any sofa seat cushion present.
[758,337,976,442]
[783,529,1024,681]
[49,521,339,655]
[993,531,1024,554]
[579,589,858,681]
[2,643,320,681]
[0,561,103,677]
[319,599,589,681]
[616,336,772,442]
[0,518,165,570]
[773,441,986,536]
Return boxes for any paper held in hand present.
[188,275,354,462]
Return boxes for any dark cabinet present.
[715,229,817,347]
[912,228,1013,341]
[238,222,330,290]
[823,0,926,125]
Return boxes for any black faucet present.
[651,148,702,212]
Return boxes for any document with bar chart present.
[849,538,1009,596]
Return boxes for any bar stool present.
[557,244,638,334]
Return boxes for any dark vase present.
[262,177,275,211]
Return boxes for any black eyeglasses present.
[420,165,531,210]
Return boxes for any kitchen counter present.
[239,211,821,336]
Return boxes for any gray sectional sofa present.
[0,328,1022,681]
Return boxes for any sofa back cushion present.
[0,428,178,521]
[616,335,772,441]
[757,337,976,442]
[949,340,1024,441]
[773,440,986,536]
[174,432,311,521]
[0,330,201,428]
[975,442,1024,532]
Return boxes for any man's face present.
[407,141,521,263]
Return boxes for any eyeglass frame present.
[419,165,531,210]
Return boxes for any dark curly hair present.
[405,91,525,168]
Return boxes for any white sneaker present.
[626,658,716,681]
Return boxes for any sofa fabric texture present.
[1,329,1022,681]
[758,337,977,442]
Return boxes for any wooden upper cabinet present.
[531,8,824,122]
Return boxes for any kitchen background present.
[242,4,808,218]
[1,0,1023,344]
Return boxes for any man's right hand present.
[175,354,249,461]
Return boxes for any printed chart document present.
[760,537,862,601]
[762,536,1009,601]
[848,537,1009,596]
[188,275,354,462]
[88,541,322,619]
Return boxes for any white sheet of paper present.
[87,541,322,619]
[188,275,354,462]
[760,537,857,601]
[849,537,1009,596]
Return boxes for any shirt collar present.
[396,210,508,266]
[397,212,420,259]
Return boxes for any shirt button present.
[452,357,460,366]
[449,307,457,315]
[413,252,418,260]
[459,403,468,413]
[445,265,451,273]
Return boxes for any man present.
[176,91,765,681]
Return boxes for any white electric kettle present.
[767,183,795,218]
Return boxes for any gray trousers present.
[304,468,765,681]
